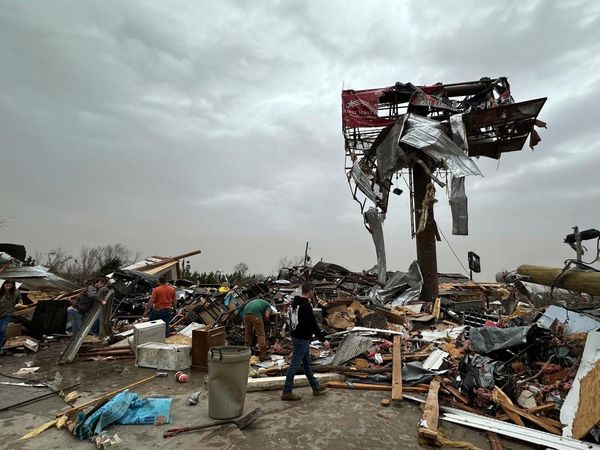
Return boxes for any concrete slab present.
[0,340,538,450]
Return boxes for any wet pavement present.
[0,341,535,450]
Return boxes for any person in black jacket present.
[281,282,330,401]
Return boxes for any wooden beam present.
[517,264,600,295]
[392,335,403,401]
[326,381,428,393]
[493,387,524,426]
[500,401,561,435]
[487,431,503,450]
[496,403,556,421]
[419,377,441,441]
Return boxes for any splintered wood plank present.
[487,431,503,450]
[432,297,441,321]
[572,361,600,439]
[392,335,403,401]
[419,377,441,441]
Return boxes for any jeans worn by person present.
[149,308,173,337]
[283,337,320,393]
[0,315,12,350]
[67,306,84,336]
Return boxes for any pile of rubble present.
[4,253,600,449]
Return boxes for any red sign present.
[341,88,396,128]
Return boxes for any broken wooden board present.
[432,297,441,322]
[418,377,441,441]
[3,336,39,352]
[561,331,600,438]
[392,335,402,401]
[487,431,503,450]
[493,387,524,426]
[572,360,600,439]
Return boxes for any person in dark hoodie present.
[281,282,330,401]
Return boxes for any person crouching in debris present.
[0,280,23,353]
[143,276,176,337]
[242,298,274,361]
[281,282,330,401]
[67,278,108,336]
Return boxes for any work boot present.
[281,392,301,401]
[312,385,327,396]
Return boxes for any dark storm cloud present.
[1,0,599,278]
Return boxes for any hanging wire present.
[437,226,470,276]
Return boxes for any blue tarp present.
[117,398,172,425]
[74,390,172,440]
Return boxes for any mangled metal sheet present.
[537,305,600,335]
[370,260,422,306]
[375,115,409,181]
[351,162,379,204]
[449,113,468,151]
[331,334,374,366]
[0,265,76,291]
[365,207,387,284]
[440,406,600,450]
[449,176,468,235]
[400,114,482,178]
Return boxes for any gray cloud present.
[1,0,599,279]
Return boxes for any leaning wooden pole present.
[517,265,600,296]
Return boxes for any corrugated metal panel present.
[331,334,373,366]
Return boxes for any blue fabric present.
[0,315,12,348]
[74,391,173,439]
[149,308,173,337]
[116,398,172,425]
[76,390,138,439]
[283,337,319,393]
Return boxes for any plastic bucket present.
[208,345,251,419]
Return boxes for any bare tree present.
[36,244,141,283]
[274,255,305,272]
[233,262,249,277]
[45,248,75,273]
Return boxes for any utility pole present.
[573,226,583,262]
[303,241,309,267]
[413,158,439,301]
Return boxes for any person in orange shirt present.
[143,276,177,337]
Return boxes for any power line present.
[437,226,470,276]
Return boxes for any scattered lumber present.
[392,335,402,401]
[418,377,441,441]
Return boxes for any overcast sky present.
[1,0,599,280]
